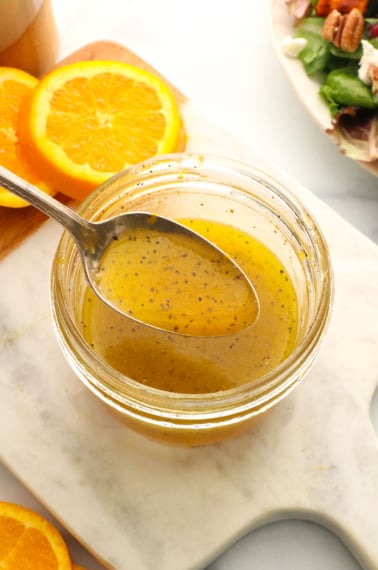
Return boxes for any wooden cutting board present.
[0,42,377,570]
[0,40,185,261]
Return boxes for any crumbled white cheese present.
[358,40,378,85]
[281,36,307,58]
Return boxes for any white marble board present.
[0,98,377,570]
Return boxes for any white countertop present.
[1,1,377,569]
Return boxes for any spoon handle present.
[0,165,91,238]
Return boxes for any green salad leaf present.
[294,15,367,77]
[294,17,330,75]
[368,36,378,49]
[329,44,362,60]
[320,67,378,116]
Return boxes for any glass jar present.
[50,154,333,446]
[0,0,58,76]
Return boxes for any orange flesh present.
[46,74,168,172]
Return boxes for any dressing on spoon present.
[95,222,258,336]
[0,165,259,335]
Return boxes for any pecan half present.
[322,8,364,52]
[322,9,343,42]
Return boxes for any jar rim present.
[51,153,334,422]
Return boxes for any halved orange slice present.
[0,67,55,208]
[20,60,185,201]
[0,501,72,569]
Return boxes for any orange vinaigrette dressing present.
[93,225,258,336]
[81,219,298,394]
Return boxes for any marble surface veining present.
[0,105,377,570]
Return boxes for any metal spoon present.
[0,165,259,335]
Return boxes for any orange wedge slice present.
[20,60,185,201]
[0,67,55,208]
[0,501,72,569]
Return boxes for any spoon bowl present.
[0,164,259,335]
